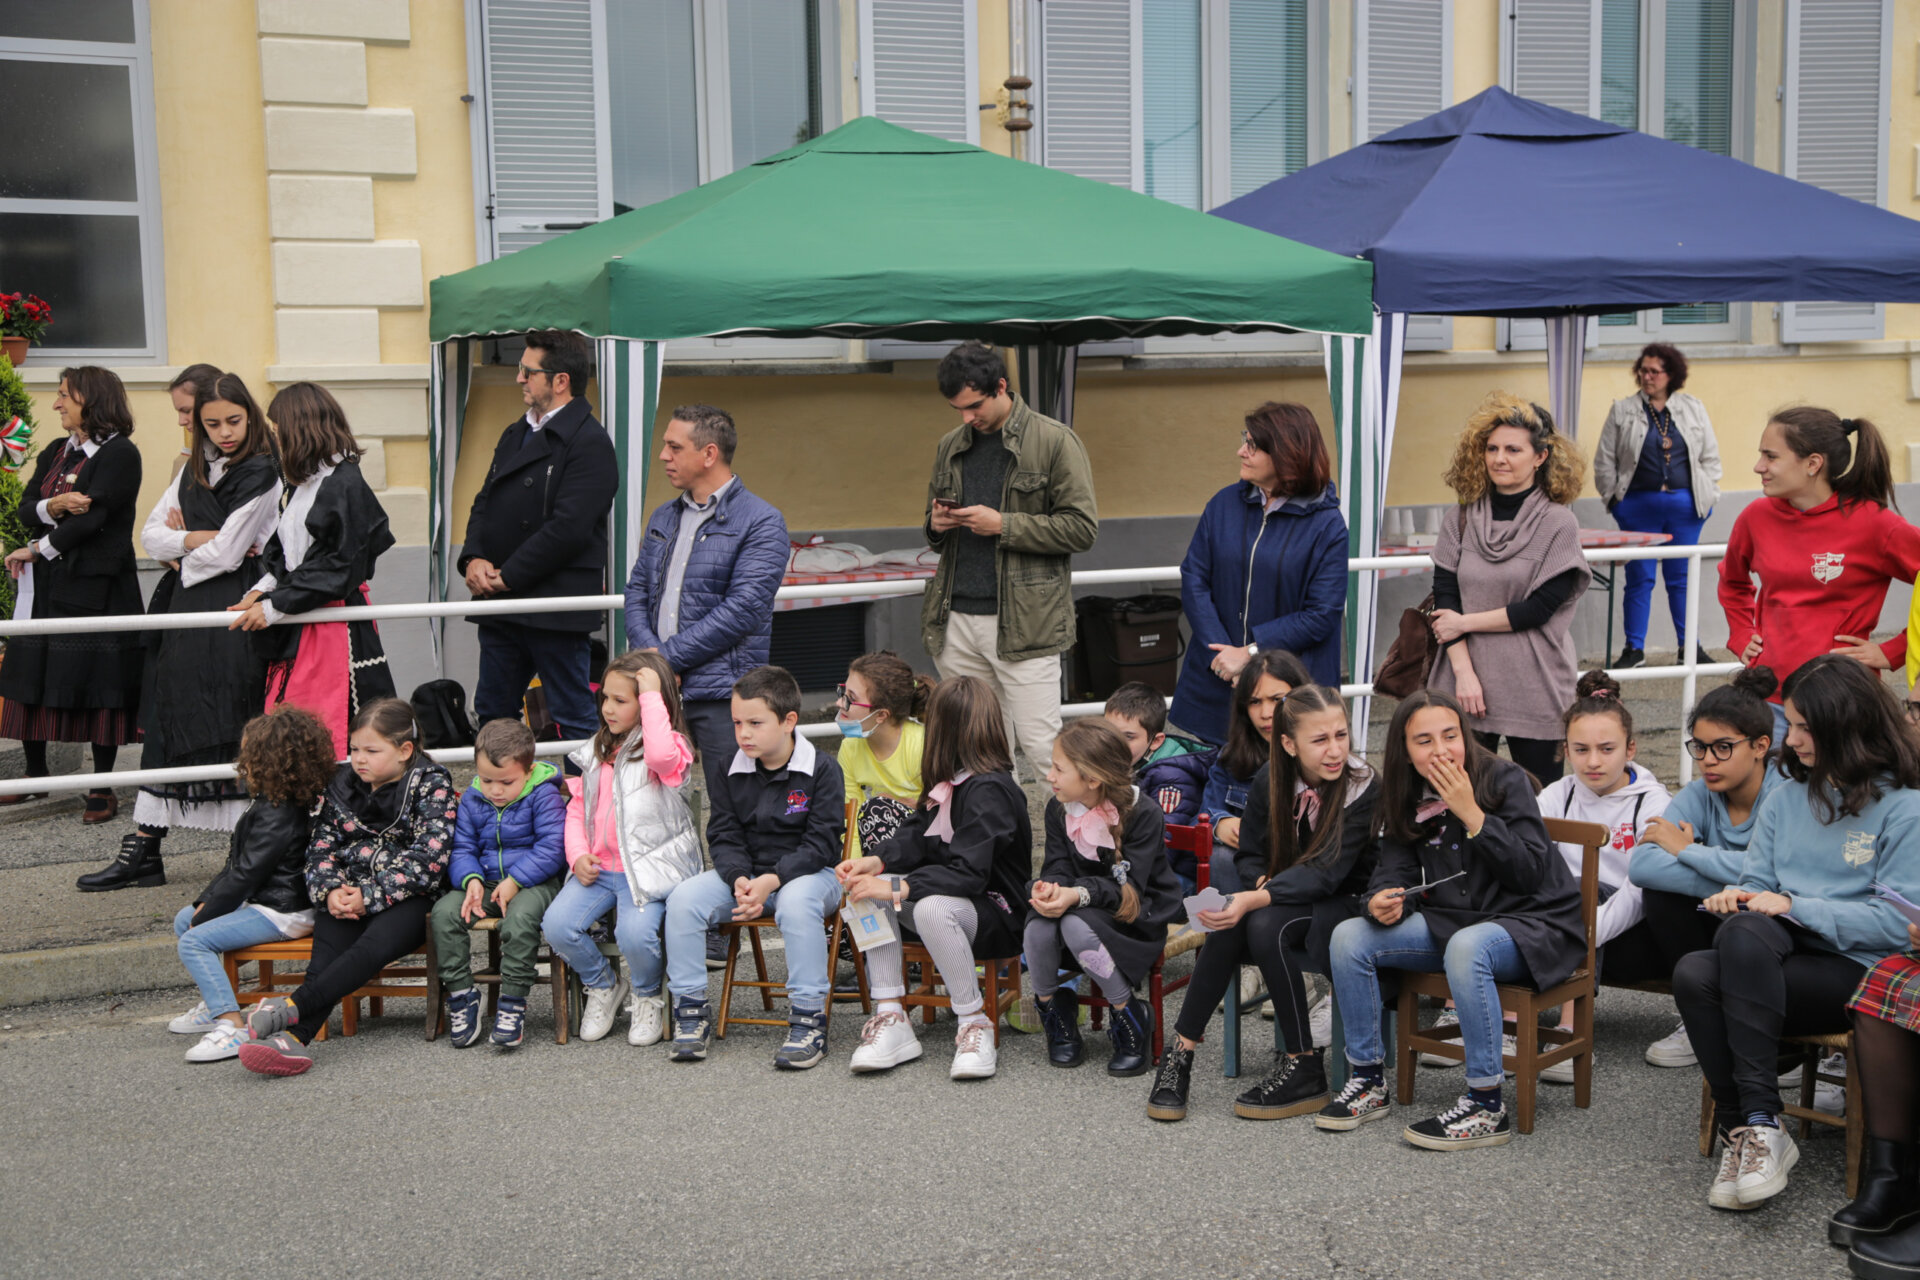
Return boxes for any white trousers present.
[935,611,1062,779]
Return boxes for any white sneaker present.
[578,971,631,1042]
[626,993,665,1046]
[1646,1021,1696,1068]
[1309,990,1333,1049]
[169,1002,220,1035]
[1239,968,1265,1011]
[849,1010,922,1073]
[1812,1052,1847,1115]
[950,1021,998,1079]
[1732,1123,1799,1205]
[1419,1009,1459,1067]
[1539,1039,1582,1085]
[1708,1133,1752,1211]
[184,1021,250,1063]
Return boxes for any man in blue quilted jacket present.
[623,404,791,790]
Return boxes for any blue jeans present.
[174,903,291,1017]
[474,621,599,741]
[1329,913,1527,1089]
[1208,841,1243,893]
[542,871,666,995]
[1612,488,1707,650]
[663,868,841,1009]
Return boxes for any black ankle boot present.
[1234,1049,1331,1120]
[1853,1216,1920,1280]
[1038,989,1084,1068]
[1147,1042,1194,1122]
[1107,997,1154,1077]
[1832,1139,1920,1246]
[76,832,164,892]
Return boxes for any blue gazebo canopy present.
[1213,86,1920,317]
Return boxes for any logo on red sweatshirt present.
[1812,552,1846,584]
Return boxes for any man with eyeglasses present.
[921,341,1098,778]
[459,329,619,745]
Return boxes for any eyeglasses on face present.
[1685,735,1758,762]
[516,363,551,379]
[834,685,874,711]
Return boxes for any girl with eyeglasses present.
[1671,656,1920,1212]
[835,652,932,860]
[1627,667,1786,1072]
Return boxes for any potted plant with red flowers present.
[0,293,53,367]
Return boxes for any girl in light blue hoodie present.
[1673,656,1920,1215]
[1628,666,1785,1069]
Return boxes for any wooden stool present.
[1698,1031,1865,1195]
[424,916,573,1045]
[716,910,870,1037]
[898,942,1021,1044]
[221,934,436,1039]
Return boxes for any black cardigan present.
[1366,757,1586,990]
[16,434,142,613]
[1238,763,1381,972]
[1032,797,1182,985]
[194,799,316,919]
[874,772,1033,959]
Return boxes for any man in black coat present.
[459,330,618,741]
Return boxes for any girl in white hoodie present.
[1532,669,1671,1079]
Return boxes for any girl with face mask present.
[835,652,933,859]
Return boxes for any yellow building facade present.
[8,0,1917,562]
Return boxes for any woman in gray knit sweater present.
[1427,394,1590,785]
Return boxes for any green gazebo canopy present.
[428,116,1374,343]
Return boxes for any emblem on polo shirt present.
[784,790,810,815]
[1842,830,1875,866]
[1812,552,1846,584]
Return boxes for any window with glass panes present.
[0,0,164,359]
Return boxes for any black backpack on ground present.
[411,679,476,749]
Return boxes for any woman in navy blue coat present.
[1168,402,1349,747]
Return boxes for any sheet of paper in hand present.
[1182,887,1232,933]
[840,897,898,952]
[1873,883,1920,928]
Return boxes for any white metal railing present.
[0,545,1769,797]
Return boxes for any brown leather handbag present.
[1372,508,1464,699]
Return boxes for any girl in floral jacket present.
[241,698,456,1076]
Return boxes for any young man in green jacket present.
[921,341,1098,777]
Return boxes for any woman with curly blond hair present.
[164,706,339,1064]
[1428,394,1589,784]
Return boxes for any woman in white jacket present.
[1592,343,1721,669]
[1533,670,1672,1079]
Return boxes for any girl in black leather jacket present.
[166,706,337,1064]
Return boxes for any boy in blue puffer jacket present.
[1105,682,1216,892]
[430,719,568,1049]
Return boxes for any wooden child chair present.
[222,934,437,1039]
[424,916,573,1044]
[1392,817,1607,1135]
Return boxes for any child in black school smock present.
[1316,689,1582,1150]
[839,676,1033,1082]
[1149,684,1378,1123]
[1024,718,1181,1078]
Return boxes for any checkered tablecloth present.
[1374,530,1671,579]
[777,566,937,612]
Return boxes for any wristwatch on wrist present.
[1247,642,1260,656]
[1076,886,1092,909]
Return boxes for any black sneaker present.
[1403,1094,1512,1150]
[1038,989,1085,1068]
[773,1008,828,1071]
[1314,1074,1391,1130]
[446,987,485,1048]
[705,931,729,971]
[669,997,713,1062]
[1614,646,1646,669]
[1147,1043,1194,1122]
[1235,1050,1330,1121]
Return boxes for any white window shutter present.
[858,0,980,145]
[477,0,611,260]
[1037,0,1141,189]
[1503,0,1600,117]
[1356,0,1451,350]
[1780,0,1888,342]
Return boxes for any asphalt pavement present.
[0,974,1857,1280]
